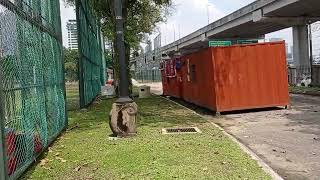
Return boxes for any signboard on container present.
[237,39,259,44]
[209,41,232,47]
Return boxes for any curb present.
[290,92,320,97]
[208,122,283,180]
[158,95,283,180]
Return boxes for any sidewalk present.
[207,94,320,179]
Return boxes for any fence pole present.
[56,0,68,129]
[309,24,314,85]
[0,65,8,180]
[152,70,155,82]
[76,0,85,108]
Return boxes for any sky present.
[60,1,76,47]
[59,0,293,50]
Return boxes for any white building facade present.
[67,19,78,50]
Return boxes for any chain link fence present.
[288,65,320,86]
[133,69,162,83]
[0,0,67,179]
[76,0,106,108]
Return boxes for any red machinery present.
[5,129,17,176]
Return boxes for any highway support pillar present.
[293,25,310,68]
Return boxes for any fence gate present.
[76,0,106,108]
[0,0,67,179]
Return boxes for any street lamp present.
[206,4,214,25]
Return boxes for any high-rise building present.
[67,20,78,50]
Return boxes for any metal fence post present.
[0,65,8,180]
[76,0,85,108]
[308,24,314,85]
[152,70,155,82]
[142,71,144,83]
[56,0,68,128]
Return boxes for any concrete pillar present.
[292,25,310,67]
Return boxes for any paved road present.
[210,94,320,180]
[143,82,320,179]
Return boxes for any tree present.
[105,49,113,69]
[64,48,79,82]
[64,0,172,92]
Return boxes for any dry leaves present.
[40,159,49,166]
[55,156,67,163]
[74,166,81,172]
[48,147,53,153]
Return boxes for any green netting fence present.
[0,0,67,179]
[76,0,105,108]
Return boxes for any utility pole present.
[114,0,132,103]
[0,57,8,180]
[178,24,181,39]
[109,0,138,137]
[309,23,313,84]
[173,25,176,41]
[207,4,210,25]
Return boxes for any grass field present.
[65,83,80,111]
[289,86,320,96]
[21,87,271,179]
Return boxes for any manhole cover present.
[162,127,201,134]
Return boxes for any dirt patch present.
[209,94,320,180]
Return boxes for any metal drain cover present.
[162,127,201,134]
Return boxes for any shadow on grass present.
[66,95,208,133]
[20,94,272,180]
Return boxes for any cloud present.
[59,0,318,54]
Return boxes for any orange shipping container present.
[161,42,290,113]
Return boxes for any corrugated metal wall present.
[213,42,289,112]
[161,42,290,112]
[180,49,217,110]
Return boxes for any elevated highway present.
[162,0,320,66]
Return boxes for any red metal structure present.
[161,42,290,113]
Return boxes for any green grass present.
[289,86,320,95]
[21,94,271,180]
[66,83,80,111]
